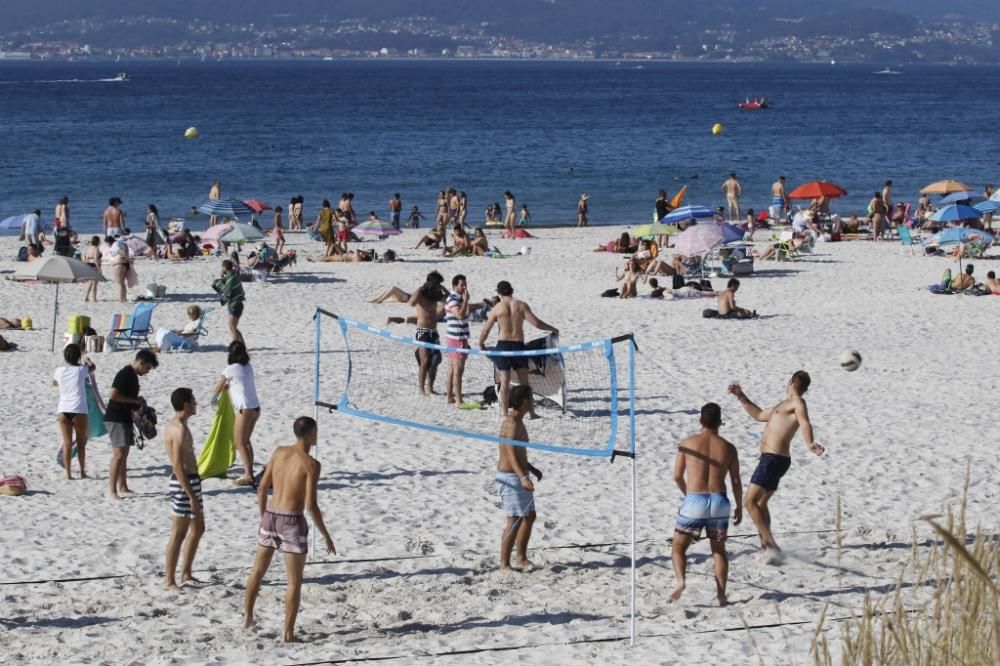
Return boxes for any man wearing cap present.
[478,281,558,419]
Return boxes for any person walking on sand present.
[208,179,222,227]
[770,176,787,222]
[106,233,132,303]
[53,343,96,480]
[163,387,205,588]
[408,271,448,396]
[577,193,589,227]
[478,280,558,419]
[82,236,102,302]
[244,416,336,643]
[668,403,742,606]
[503,191,516,234]
[272,206,286,254]
[445,274,472,407]
[722,173,742,220]
[211,341,260,487]
[389,193,402,229]
[496,384,543,571]
[103,197,124,237]
[881,180,893,210]
[214,259,245,344]
[105,349,158,500]
[728,371,824,562]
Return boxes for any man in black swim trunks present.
[478,280,558,419]
[408,271,448,396]
[728,371,825,561]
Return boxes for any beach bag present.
[132,404,158,448]
[601,288,620,298]
[16,246,29,262]
[0,475,27,496]
[702,308,720,319]
[84,335,105,353]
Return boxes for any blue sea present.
[1,59,999,232]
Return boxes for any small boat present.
[112,72,127,81]
[874,68,901,75]
[738,97,770,110]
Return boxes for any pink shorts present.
[257,509,308,554]
[446,337,469,361]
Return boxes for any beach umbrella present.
[0,214,48,235]
[974,200,1000,214]
[928,204,982,223]
[221,223,264,243]
[787,180,848,200]
[242,199,272,214]
[990,190,1000,202]
[121,235,150,256]
[939,191,982,205]
[197,198,254,218]
[632,222,676,238]
[920,180,974,195]
[719,223,745,244]
[673,224,724,256]
[926,227,993,247]
[10,256,105,351]
[662,205,716,224]
[355,219,403,237]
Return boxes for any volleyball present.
[184,127,199,139]
[712,123,724,136]
[839,350,862,372]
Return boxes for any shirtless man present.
[985,271,1000,294]
[717,278,755,319]
[103,197,124,237]
[244,416,336,643]
[478,280,559,419]
[669,403,742,606]
[728,371,825,560]
[722,173,742,221]
[495,385,543,571]
[950,264,975,291]
[408,271,448,395]
[163,388,205,588]
[770,176,788,222]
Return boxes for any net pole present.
[310,309,322,560]
[628,337,637,646]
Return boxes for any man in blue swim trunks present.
[669,403,742,606]
[478,280,558,419]
[729,371,825,561]
[495,385,543,571]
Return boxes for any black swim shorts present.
[492,339,529,372]
[750,452,791,492]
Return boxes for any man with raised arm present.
[478,280,558,419]
[496,385,543,571]
[163,388,205,589]
[244,417,336,643]
[728,371,825,561]
[669,403,741,606]
[408,271,448,396]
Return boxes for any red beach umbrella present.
[242,199,273,214]
[787,180,849,200]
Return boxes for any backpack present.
[132,404,158,449]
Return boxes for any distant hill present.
[2,0,998,38]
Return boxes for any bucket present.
[84,335,105,353]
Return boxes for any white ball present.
[839,350,862,372]
[520,246,531,256]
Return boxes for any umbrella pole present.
[51,282,60,353]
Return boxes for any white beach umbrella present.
[10,256,106,351]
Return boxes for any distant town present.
[1,15,999,64]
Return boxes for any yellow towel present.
[197,390,236,479]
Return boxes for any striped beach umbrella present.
[197,199,254,218]
[662,205,716,224]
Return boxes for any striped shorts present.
[169,473,202,519]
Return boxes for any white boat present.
[874,68,901,75]
[113,72,127,81]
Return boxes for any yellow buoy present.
[184,127,199,139]
[712,123,723,136]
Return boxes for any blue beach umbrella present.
[928,204,982,223]
[663,205,716,224]
[974,200,1000,214]
[925,227,994,247]
[720,223,745,244]
[939,191,981,205]
[197,198,254,219]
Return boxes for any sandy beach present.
[1,226,997,665]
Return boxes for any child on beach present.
[496,385,543,571]
[519,205,531,226]
[53,343,96,479]
[163,387,205,588]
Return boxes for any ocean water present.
[1,59,999,232]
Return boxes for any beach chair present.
[163,308,211,353]
[108,302,157,351]
[897,226,922,256]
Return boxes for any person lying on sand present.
[414,227,444,250]
[0,334,17,351]
[669,402,742,606]
[0,318,24,329]
[306,249,374,263]
[593,232,635,254]
[370,286,410,304]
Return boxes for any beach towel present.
[0,475,26,496]
[927,285,954,295]
[197,390,236,479]
[56,375,106,467]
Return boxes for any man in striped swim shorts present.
[445,273,472,406]
[244,417,337,643]
[669,403,742,607]
[163,388,205,589]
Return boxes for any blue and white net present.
[313,311,636,458]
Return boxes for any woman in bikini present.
[471,227,489,256]
[211,341,260,486]
[53,343,95,479]
[82,236,102,302]
[615,257,645,298]
[271,206,286,254]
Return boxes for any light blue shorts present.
[495,472,535,517]
[675,492,730,542]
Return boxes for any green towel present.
[86,381,107,439]
[197,390,236,479]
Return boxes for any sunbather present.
[0,318,24,329]
[471,228,489,256]
[986,271,1000,295]
[593,232,635,253]
[757,234,807,261]
[370,286,411,303]
[443,223,472,257]
[951,264,975,291]
[644,257,677,276]
[414,226,445,250]
[307,249,375,263]
[615,257,645,298]
[155,306,204,352]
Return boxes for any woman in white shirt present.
[211,341,260,486]
[53,343,95,480]
[106,235,132,304]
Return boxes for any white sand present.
[0,227,997,664]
